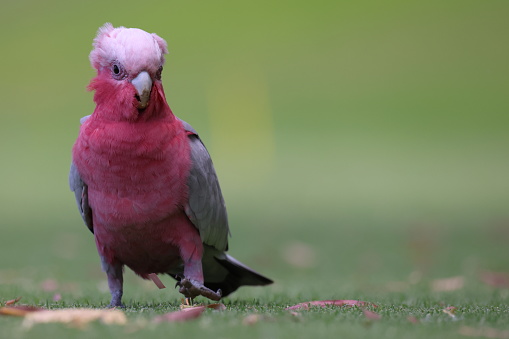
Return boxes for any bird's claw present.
[176,278,222,301]
[107,300,125,308]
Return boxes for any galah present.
[69,23,272,307]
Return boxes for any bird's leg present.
[176,247,221,301]
[100,256,124,308]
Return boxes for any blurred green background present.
[0,0,508,302]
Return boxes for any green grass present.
[1,280,509,339]
[2,297,509,339]
[1,214,509,338]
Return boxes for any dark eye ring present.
[111,62,126,80]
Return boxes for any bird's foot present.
[107,299,125,308]
[177,278,222,301]
[107,292,124,308]
[107,302,125,309]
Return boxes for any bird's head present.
[88,23,170,121]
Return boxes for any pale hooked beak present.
[131,71,152,109]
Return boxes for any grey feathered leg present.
[101,256,124,307]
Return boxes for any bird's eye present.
[111,62,127,80]
[155,66,163,80]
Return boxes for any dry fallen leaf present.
[480,271,509,288]
[22,308,127,329]
[285,300,376,310]
[0,305,44,317]
[5,297,22,306]
[431,276,464,292]
[363,309,381,320]
[148,273,166,289]
[153,306,205,323]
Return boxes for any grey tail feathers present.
[205,255,273,297]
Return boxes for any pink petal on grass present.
[148,273,166,289]
[153,306,205,323]
[286,300,376,310]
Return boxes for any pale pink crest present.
[89,23,168,76]
[152,33,168,55]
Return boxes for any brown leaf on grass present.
[22,308,126,329]
[363,309,381,320]
[459,326,509,338]
[0,305,45,317]
[431,276,464,292]
[285,300,376,310]
[5,297,22,306]
[148,273,166,289]
[153,306,205,323]
[480,271,509,288]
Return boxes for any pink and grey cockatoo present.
[69,23,272,307]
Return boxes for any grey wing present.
[69,162,93,233]
[181,119,230,251]
[69,114,93,233]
